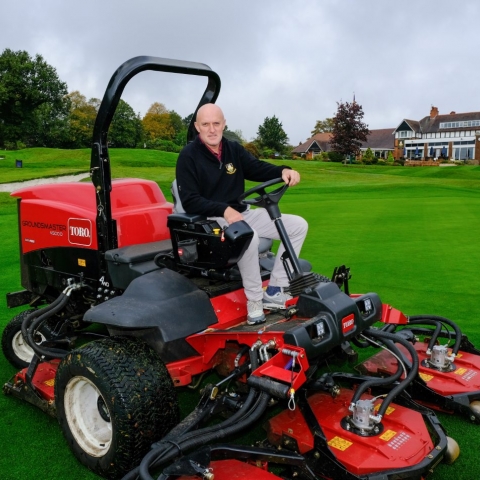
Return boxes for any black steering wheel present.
[238,178,288,219]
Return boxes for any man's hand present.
[282,168,300,186]
[224,206,244,224]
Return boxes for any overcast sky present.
[2,0,479,145]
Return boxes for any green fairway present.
[1,149,480,479]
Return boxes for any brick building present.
[394,107,480,162]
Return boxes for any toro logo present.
[68,218,92,246]
[341,314,355,335]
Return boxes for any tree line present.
[0,49,292,156]
[0,49,369,159]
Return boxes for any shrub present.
[4,140,26,150]
[146,139,182,153]
[361,147,376,165]
[387,152,394,163]
[244,142,261,158]
[313,152,329,162]
[327,151,344,163]
[261,148,275,159]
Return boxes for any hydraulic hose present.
[361,328,419,419]
[123,348,267,480]
[409,315,462,355]
[350,332,404,406]
[380,337,413,370]
[20,293,66,344]
[26,293,71,359]
[410,319,443,354]
[21,283,81,360]
[137,391,271,480]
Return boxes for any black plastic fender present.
[83,268,218,361]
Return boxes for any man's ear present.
[194,122,200,133]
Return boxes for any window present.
[440,119,480,129]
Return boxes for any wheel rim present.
[12,330,46,363]
[64,376,112,457]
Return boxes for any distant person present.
[176,104,307,325]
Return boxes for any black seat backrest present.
[171,179,186,214]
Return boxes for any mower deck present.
[357,340,480,419]
[266,388,446,479]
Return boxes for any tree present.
[0,49,68,147]
[142,102,175,143]
[33,97,71,147]
[256,115,289,153]
[223,126,244,144]
[330,100,370,159]
[109,99,142,148]
[311,117,334,135]
[361,147,376,165]
[65,91,99,148]
[169,110,187,146]
[182,113,194,128]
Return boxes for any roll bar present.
[89,56,221,252]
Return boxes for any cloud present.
[1,0,479,145]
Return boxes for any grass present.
[1,149,480,479]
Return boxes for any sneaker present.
[263,286,292,309]
[247,300,266,325]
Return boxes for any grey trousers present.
[210,208,308,302]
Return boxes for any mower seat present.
[170,180,273,254]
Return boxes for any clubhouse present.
[293,106,480,163]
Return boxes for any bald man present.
[176,104,307,325]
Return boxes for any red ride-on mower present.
[356,305,480,423]
[2,57,458,479]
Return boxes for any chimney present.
[430,106,439,119]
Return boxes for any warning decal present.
[419,372,434,382]
[374,404,395,416]
[328,436,352,451]
[380,430,397,441]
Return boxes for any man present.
[176,103,307,325]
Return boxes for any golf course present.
[1,148,480,479]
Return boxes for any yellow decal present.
[380,430,397,441]
[78,258,86,267]
[374,404,395,415]
[419,372,434,382]
[455,368,467,375]
[456,353,462,358]
[44,378,55,387]
[328,436,352,451]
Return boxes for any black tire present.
[55,336,179,479]
[1,309,55,369]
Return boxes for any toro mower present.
[1,56,462,480]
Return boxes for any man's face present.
[194,105,226,150]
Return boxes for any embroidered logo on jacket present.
[225,163,236,174]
